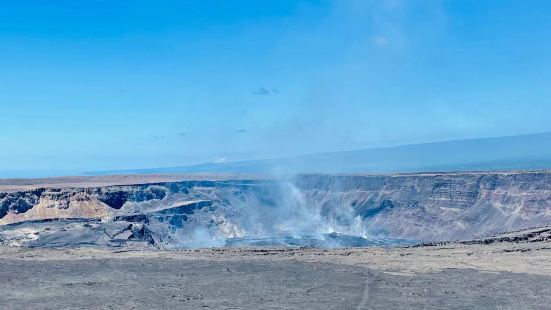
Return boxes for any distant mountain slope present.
[90,132,551,175]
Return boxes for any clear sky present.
[1,0,550,175]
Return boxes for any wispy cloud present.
[372,36,389,47]
[253,87,271,95]
[212,156,228,163]
[253,87,280,96]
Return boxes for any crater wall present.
[1,172,551,247]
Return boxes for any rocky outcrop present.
[0,181,219,225]
[0,189,45,218]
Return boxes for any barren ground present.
[1,239,550,310]
[0,174,259,192]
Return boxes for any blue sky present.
[1,0,550,174]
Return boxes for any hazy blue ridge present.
[87,132,551,175]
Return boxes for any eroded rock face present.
[93,185,167,209]
[0,183,198,225]
[294,172,551,241]
[1,172,551,248]
[0,189,45,218]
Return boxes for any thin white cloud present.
[372,36,389,47]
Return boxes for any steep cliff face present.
[0,189,45,218]
[0,181,229,225]
[293,172,551,241]
[1,172,551,247]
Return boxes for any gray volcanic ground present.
[1,227,551,309]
